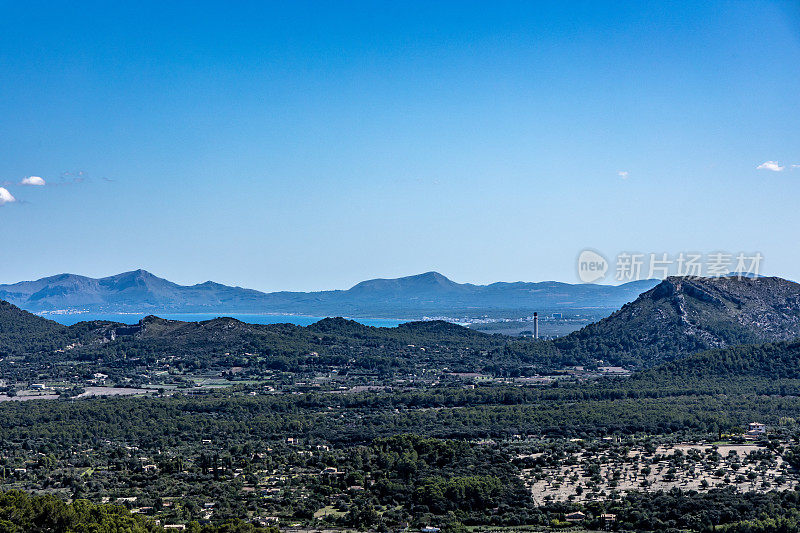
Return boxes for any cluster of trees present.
[0,490,276,532]
[3,370,800,449]
[639,340,800,381]
[256,434,544,529]
[0,390,781,449]
[573,487,800,532]
[367,435,533,518]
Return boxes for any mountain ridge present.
[0,269,659,318]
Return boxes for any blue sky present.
[1,1,799,291]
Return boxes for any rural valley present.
[3,275,800,531]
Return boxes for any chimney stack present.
[533,312,539,339]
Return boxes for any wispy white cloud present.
[757,161,785,172]
[0,187,16,205]
[618,171,629,179]
[20,175,46,186]
[52,170,91,185]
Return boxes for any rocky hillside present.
[553,276,800,367]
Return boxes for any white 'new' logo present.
[577,250,608,283]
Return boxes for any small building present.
[601,513,617,523]
[598,366,630,375]
[565,511,586,522]
[745,422,767,440]
[421,527,440,533]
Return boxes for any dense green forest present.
[3,275,800,531]
[2,355,800,529]
[638,340,800,381]
[570,488,800,532]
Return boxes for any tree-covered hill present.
[0,307,514,378]
[551,276,800,367]
[0,300,71,356]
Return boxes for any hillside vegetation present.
[3,276,800,373]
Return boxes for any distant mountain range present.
[0,269,659,318]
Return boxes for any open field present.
[0,386,157,401]
[522,441,797,503]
